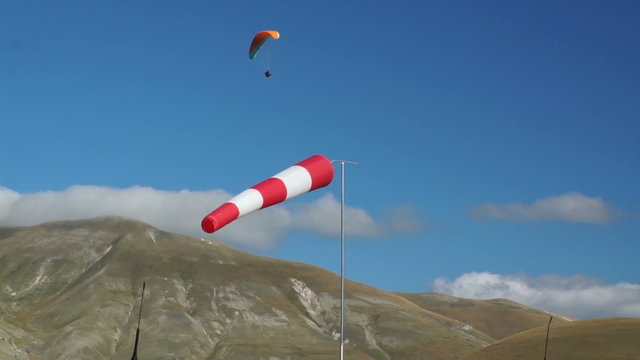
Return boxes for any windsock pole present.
[201,155,356,360]
[334,160,357,360]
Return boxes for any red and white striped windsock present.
[201,154,334,233]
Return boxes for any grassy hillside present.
[397,292,572,341]
[465,317,640,360]
[5,218,635,359]
[0,217,492,360]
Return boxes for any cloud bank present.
[471,192,616,224]
[0,185,421,250]
[433,272,640,319]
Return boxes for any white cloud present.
[290,193,385,237]
[0,185,422,250]
[289,194,425,238]
[433,272,640,319]
[0,187,21,220]
[384,204,425,234]
[471,192,616,224]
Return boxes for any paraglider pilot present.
[265,70,272,78]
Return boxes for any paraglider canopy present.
[249,30,280,59]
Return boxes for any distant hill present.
[396,292,572,341]
[464,317,640,360]
[0,217,493,360]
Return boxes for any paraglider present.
[249,30,279,78]
[202,154,334,233]
[249,30,279,59]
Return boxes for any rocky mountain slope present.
[1,217,493,360]
[3,217,632,360]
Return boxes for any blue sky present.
[1,1,639,319]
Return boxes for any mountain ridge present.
[395,292,573,341]
[1,217,490,359]
[0,217,632,359]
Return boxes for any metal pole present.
[340,160,345,360]
[131,281,146,360]
[332,159,357,360]
[543,315,553,360]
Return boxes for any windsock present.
[202,154,334,233]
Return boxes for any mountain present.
[4,218,633,359]
[464,317,640,360]
[1,217,495,360]
[395,292,572,341]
